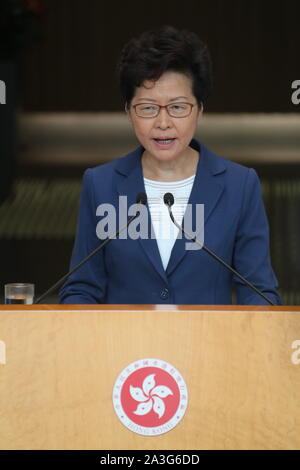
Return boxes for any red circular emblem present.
[112,358,188,436]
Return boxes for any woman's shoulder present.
[85,146,142,179]
[200,142,260,188]
[202,143,252,174]
[197,142,262,203]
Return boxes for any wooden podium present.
[0,305,300,450]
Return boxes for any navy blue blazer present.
[59,139,281,305]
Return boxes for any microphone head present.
[136,192,147,205]
[163,192,174,207]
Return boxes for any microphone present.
[35,192,148,304]
[137,192,147,206]
[163,192,275,306]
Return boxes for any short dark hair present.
[117,25,212,107]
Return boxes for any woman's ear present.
[125,102,132,121]
[197,102,204,121]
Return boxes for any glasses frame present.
[132,102,196,119]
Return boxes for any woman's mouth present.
[152,138,176,149]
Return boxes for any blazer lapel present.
[166,142,226,276]
[115,147,168,283]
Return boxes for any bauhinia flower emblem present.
[130,374,173,419]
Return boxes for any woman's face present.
[128,71,201,163]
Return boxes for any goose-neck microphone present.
[35,192,147,304]
[163,192,275,306]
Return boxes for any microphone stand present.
[164,193,275,306]
[35,195,147,304]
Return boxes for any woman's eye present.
[170,104,186,111]
[141,106,156,111]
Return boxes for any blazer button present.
[160,288,169,299]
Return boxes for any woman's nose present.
[155,108,173,128]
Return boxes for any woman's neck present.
[142,147,199,182]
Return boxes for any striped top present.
[144,175,195,270]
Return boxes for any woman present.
[59,26,281,305]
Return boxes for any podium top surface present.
[1,304,300,312]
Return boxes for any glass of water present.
[4,283,35,305]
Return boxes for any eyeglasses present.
[132,102,195,118]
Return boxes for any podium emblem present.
[112,358,188,436]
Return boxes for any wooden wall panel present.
[20,0,300,112]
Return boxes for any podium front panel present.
[0,305,299,450]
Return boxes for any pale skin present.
[127,71,203,182]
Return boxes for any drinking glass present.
[4,283,35,305]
